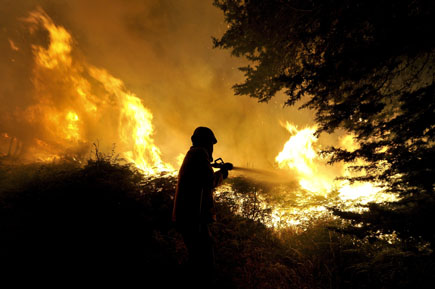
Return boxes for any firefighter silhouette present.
[172,127,232,287]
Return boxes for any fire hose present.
[211,157,279,177]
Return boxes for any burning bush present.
[0,158,434,288]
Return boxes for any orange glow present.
[176,153,186,167]
[2,8,397,228]
[65,111,80,141]
[275,122,395,221]
[8,39,19,51]
[26,9,72,69]
[276,122,332,193]
[88,67,173,174]
[16,9,173,174]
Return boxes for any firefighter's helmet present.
[191,127,217,145]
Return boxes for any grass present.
[0,158,433,288]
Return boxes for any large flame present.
[8,8,172,173]
[276,123,333,193]
[2,8,397,228]
[275,122,394,206]
[87,67,172,173]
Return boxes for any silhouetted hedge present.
[0,159,433,288]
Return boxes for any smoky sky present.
[0,0,340,171]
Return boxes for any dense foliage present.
[1,159,434,288]
[213,0,435,248]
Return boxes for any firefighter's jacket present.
[172,146,224,229]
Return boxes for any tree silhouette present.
[213,0,434,248]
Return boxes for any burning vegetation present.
[1,1,434,288]
[1,154,433,287]
[1,9,171,174]
[1,9,394,227]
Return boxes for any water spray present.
[212,158,289,180]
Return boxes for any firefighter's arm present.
[212,162,232,188]
[217,161,232,178]
[212,171,224,188]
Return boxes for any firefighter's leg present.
[198,224,216,287]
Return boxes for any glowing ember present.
[8,39,19,51]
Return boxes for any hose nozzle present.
[211,158,233,170]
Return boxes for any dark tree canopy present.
[213,0,435,248]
